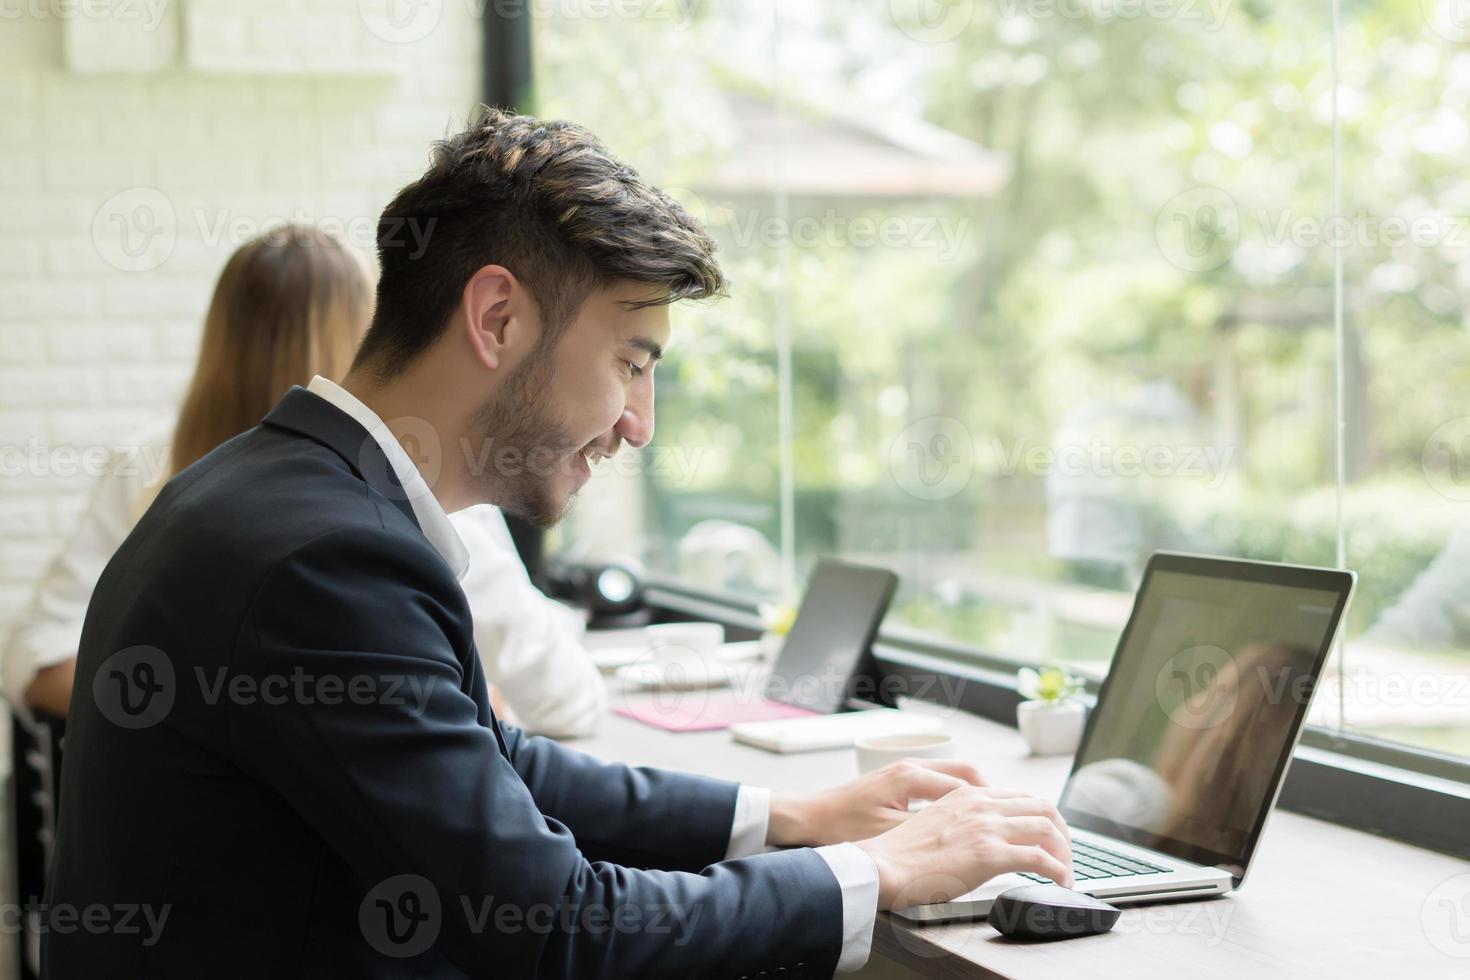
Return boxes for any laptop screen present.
[1058,554,1353,879]
[763,559,898,714]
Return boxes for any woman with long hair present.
[2,225,370,716]
[3,224,606,733]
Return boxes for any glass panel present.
[778,4,1338,683]
[1337,0,1470,757]
[535,2,787,600]
[534,0,1470,760]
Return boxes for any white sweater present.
[1,422,607,737]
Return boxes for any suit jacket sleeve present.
[232,525,842,979]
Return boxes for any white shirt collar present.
[305,375,470,581]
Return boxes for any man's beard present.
[467,349,581,528]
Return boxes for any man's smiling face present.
[468,280,670,527]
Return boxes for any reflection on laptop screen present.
[1060,564,1346,873]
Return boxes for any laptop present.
[759,557,900,714]
[897,552,1355,923]
[723,558,921,749]
[618,558,901,735]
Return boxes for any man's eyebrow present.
[627,337,664,361]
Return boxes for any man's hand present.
[766,758,989,848]
[855,784,1074,910]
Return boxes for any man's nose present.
[615,380,655,449]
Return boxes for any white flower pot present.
[1016,700,1086,757]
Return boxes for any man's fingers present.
[895,765,970,802]
[985,796,1071,841]
[1002,843,1075,889]
[904,758,985,787]
[1000,815,1073,871]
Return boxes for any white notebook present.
[730,708,944,754]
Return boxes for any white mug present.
[854,732,957,776]
[640,622,726,688]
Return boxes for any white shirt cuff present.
[724,785,771,859]
[725,789,879,972]
[815,842,879,972]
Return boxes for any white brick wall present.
[0,6,482,639]
[0,7,482,973]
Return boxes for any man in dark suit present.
[44,109,1073,978]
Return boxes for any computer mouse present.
[989,883,1121,941]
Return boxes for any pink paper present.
[614,693,819,732]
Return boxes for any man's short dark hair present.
[354,106,727,378]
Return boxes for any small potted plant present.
[1016,666,1086,756]
[757,602,796,662]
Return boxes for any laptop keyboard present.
[1019,838,1169,884]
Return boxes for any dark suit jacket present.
[43,387,842,978]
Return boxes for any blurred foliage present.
[535,0,1470,749]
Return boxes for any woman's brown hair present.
[170,224,373,476]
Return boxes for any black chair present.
[8,710,64,980]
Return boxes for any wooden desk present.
[575,684,1470,979]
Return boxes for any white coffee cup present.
[854,732,957,776]
[644,622,725,660]
[638,622,726,688]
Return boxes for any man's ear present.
[462,265,535,371]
